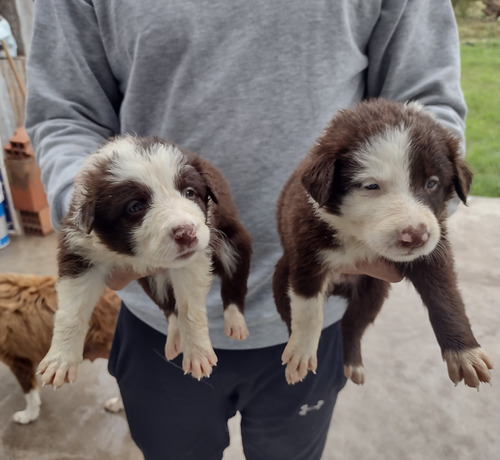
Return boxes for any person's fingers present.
[106,266,141,291]
[341,260,403,283]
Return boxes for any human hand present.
[106,266,167,291]
[341,259,403,283]
[106,266,142,291]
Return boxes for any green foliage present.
[458,18,500,197]
[453,0,487,19]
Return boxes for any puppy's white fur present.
[284,127,442,384]
[38,138,223,386]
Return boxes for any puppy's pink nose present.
[400,225,429,249]
[172,224,198,248]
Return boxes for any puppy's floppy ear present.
[452,157,473,205]
[195,170,217,205]
[447,137,473,205]
[301,154,335,206]
[74,197,96,234]
[206,181,219,205]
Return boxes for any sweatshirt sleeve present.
[25,0,122,228]
[366,0,466,141]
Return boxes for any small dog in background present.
[0,273,122,424]
[38,135,252,387]
[273,99,493,386]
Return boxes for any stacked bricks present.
[3,127,53,235]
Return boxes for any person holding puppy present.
[26,1,466,459]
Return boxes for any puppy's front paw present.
[224,305,249,341]
[443,347,493,388]
[282,341,317,385]
[104,396,124,413]
[37,351,81,388]
[13,408,40,425]
[182,343,218,380]
[344,364,365,385]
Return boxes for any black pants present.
[109,305,346,460]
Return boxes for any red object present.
[19,207,53,236]
[3,127,50,213]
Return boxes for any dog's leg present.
[403,242,493,388]
[165,313,182,360]
[282,289,325,384]
[37,269,107,388]
[272,255,292,331]
[14,389,41,424]
[340,276,390,385]
[138,275,182,360]
[170,251,217,379]
[214,225,252,341]
[6,357,41,424]
[274,254,327,384]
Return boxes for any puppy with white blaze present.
[38,135,252,386]
[273,99,493,386]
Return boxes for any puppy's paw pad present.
[224,305,249,341]
[37,355,79,388]
[443,347,493,388]
[344,364,365,385]
[182,346,218,380]
[104,396,124,413]
[12,409,39,425]
[282,345,317,385]
[225,323,250,341]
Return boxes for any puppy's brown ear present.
[453,157,473,205]
[207,183,219,205]
[301,155,335,206]
[447,137,473,205]
[74,197,96,234]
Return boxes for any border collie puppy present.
[273,99,493,386]
[38,135,252,387]
[0,273,121,424]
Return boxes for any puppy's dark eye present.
[183,187,198,200]
[426,177,439,190]
[126,200,146,214]
[364,183,380,190]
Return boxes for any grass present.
[457,18,500,197]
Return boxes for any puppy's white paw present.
[344,364,365,385]
[13,409,39,425]
[182,343,218,380]
[282,341,317,385]
[104,396,124,413]
[12,388,41,424]
[224,304,249,341]
[37,351,80,388]
[443,347,493,388]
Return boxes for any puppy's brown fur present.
[273,99,493,387]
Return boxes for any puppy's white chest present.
[319,242,376,273]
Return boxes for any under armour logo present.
[299,400,324,416]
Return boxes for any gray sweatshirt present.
[26,0,466,349]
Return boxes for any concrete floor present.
[0,196,499,460]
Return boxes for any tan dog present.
[0,273,122,424]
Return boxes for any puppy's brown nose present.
[172,224,198,248]
[400,225,429,249]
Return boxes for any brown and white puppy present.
[38,135,252,387]
[0,273,122,424]
[273,99,493,386]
